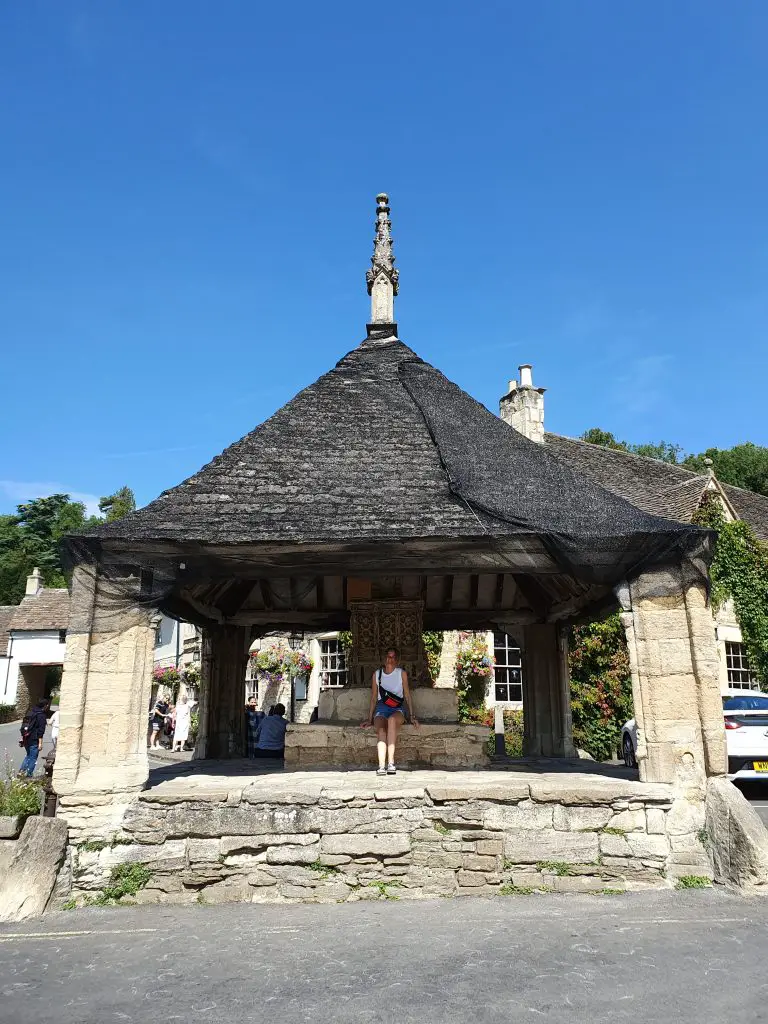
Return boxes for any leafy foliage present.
[455,634,493,720]
[580,429,682,464]
[0,487,136,604]
[0,759,43,819]
[422,631,444,681]
[684,443,768,497]
[582,427,768,497]
[693,494,768,685]
[98,486,136,522]
[569,613,634,761]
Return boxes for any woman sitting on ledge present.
[361,647,419,775]
[253,703,288,760]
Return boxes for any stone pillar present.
[54,566,155,837]
[520,623,576,757]
[620,569,727,790]
[206,624,251,759]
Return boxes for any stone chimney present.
[499,364,546,443]
[25,567,43,596]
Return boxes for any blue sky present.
[2,1,766,515]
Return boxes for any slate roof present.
[0,607,15,657]
[544,433,768,542]
[66,334,714,593]
[10,589,70,632]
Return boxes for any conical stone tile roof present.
[81,332,711,588]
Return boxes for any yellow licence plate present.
[753,762,768,772]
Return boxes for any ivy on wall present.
[693,493,768,686]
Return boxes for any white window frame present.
[725,641,758,690]
[493,631,523,703]
[319,638,347,688]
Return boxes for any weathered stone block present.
[456,870,486,887]
[187,838,221,863]
[599,833,632,858]
[606,809,646,833]
[265,844,321,865]
[484,802,554,831]
[0,816,23,840]
[463,854,497,871]
[320,834,411,857]
[646,808,667,835]
[552,806,613,832]
[503,829,599,864]
[626,833,669,859]
[476,839,504,856]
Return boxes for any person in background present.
[150,693,171,750]
[253,703,288,760]
[245,696,265,758]
[19,699,49,777]
[172,693,196,753]
[49,706,60,749]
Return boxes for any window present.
[726,641,757,689]
[493,631,523,703]
[319,638,347,688]
[294,675,308,701]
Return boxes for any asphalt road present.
[0,890,766,1024]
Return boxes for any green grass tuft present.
[675,875,712,890]
[498,882,534,895]
[536,860,573,877]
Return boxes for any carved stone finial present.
[366,192,398,324]
[704,457,715,479]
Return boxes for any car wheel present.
[622,734,636,769]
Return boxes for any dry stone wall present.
[58,774,712,907]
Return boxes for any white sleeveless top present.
[378,667,404,697]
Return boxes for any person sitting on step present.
[361,646,419,775]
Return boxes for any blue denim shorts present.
[374,700,405,720]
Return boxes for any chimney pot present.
[508,379,517,393]
[25,567,43,597]
[519,364,533,388]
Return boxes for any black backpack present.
[20,711,36,740]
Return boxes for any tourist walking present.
[149,693,171,749]
[253,703,288,759]
[172,693,196,752]
[245,696,264,758]
[19,699,49,777]
[361,647,419,775]
[49,706,60,749]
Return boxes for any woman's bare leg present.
[374,717,388,769]
[386,713,404,766]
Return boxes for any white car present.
[621,693,768,779]
[722,693,768,781]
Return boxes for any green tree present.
[98,486,136,522]
[0,486,136,605]
[580,428,627,450]
[580,429,681,464]
[684,443,768,497]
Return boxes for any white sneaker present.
[387,764,397,775]
[376,767,387,776]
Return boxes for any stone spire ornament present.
[366,192,399,326]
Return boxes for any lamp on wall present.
[288,632,304,651]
